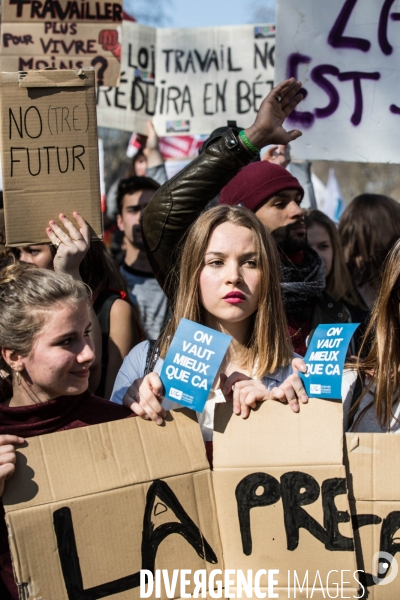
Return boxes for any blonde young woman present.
[111,206,303,443]
[281,237,400,432]
[0,263,134,600]
[111,79,308,439]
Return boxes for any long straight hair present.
[304,209,361,307]
[158,206,293,377]
[351,238,400,429]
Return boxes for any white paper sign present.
[275,0,400,163]
[97,22,275,135]
[96,21,156,133]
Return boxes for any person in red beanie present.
[218,160,349,355]
[140,78,349,356]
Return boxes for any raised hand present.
[244,78,303,150]
[46,211,90,279]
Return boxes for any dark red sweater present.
[0,391,133,600]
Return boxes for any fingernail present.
[292,403,299,412]
[144,414,150,420]
[60,213,65,218]
[50,220,55,225]
[156,417,163,425]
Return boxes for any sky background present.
[127,0,276,28]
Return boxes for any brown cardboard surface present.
[346,433,400,598]
[213,399,358,597]
[4,410,223,600]
[0,0,122,87]
[0,68,102,245]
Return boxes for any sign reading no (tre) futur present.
[0,69,102,246]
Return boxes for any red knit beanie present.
[219,161,304,212]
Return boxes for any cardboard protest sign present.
[345,433,400,599]
[3,411,223,600]
[97,22,275,135]
[0,68,102,246]
[97,21,156,133]
[160,318,231,412]
[0,0,122,87]
[275,0,400,163]
[300,323,360,400]
[213,399,359,598]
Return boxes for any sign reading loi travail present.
[96,21,276,135]
[300,323,359,399]
[160,318,231,412]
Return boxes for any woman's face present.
[307,223,334,278]
[199,222,261,329]
[18,244,54,270]
[134,154,148,177]
[19,301,94,401]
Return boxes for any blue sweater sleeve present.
[110,341,149,405]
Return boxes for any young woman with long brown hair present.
[111,205,299,441]
[111,78,308,439]
[280,237,400,432]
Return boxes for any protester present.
[0,262,134,600]
[116,176,169,340]
[112,205,306,445]
[15,213,139,398]
[111,79,310,439]
[106,121,167,223]
[277,237,400,432]
[305,209,368,353]
[339,193,400,309]
[141,79,348,356]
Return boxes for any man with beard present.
[116,176,169,339]
[219,161,348,355]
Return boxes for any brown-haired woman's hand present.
[47,211,90,280]
[122,373,167,425]
[0,434,24,496]
[269,357,309,412]
[244,78,303,150]
[221,372,276,419]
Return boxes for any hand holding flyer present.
[299,323,360,400]
[160,318,231,412]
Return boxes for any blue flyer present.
[159,318,232,412]
[299,323,360,400]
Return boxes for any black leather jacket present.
[142,129,349,331]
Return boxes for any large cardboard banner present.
[3,411,222,600]
[213,399,359,598]
[0,69,102,246]
[275,0,400,163]
[96,22,276,135]
[4,400,363,599]
[0,0,122,87]
[346,432,400,598]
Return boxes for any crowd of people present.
[0,77,400,598]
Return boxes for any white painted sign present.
[97,22,275,135]
[275,0,400,163]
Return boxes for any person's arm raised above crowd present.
[141,78,303,299]
[46,212,102,394]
